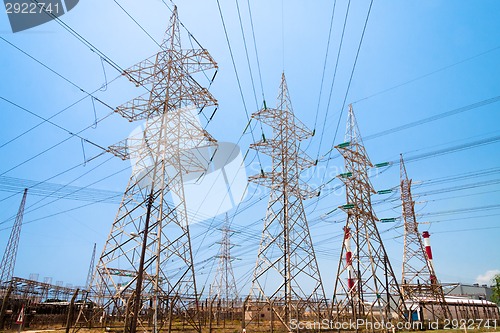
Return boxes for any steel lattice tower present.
[85,243,96,291]
[332,105,405,325]
[247,73,327,331]
[210,214,238,306]
[400,154,450,321]
[89,7,217,333]
[0,188,28,288]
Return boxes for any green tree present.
[491,273,500,304]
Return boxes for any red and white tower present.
[422,231,437,284]
[343,227,355,292]
[400,154,450,321]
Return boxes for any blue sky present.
[0,0,499,295]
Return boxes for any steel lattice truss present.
[332,105,406,324]
[4,276,80,302]
[0,188,27,288]
[210,214,239,307]
[247,73,327,330]
[86,7,218,333]
[400,155,451,321]
[85,243,96,291]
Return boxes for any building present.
[446,283,494,301]
[405,296,499,322]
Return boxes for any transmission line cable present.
[215,0,263,172]
[353,44,500,104]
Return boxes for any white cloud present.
[476,269,500,286]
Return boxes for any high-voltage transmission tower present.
[247,73,327,331]
[0,188,28,288]
[85,243,96,291]
[332,105,406,325]
[210,214,238,306]
[88,7,217,333]
[400,154,450,321]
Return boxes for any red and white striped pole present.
[344,227,355,291]
[422,231,437,284]
[16,304,24,333]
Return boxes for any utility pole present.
[400,154,451,321]
[248,73,327,331]
[332,105,405,325]
[88,7,218,333]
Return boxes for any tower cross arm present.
[115,92,162,121]
[248,172,281,189]
[251,108,313,141]
[115,85,217,122]
[249,139,279,157]
[180,49,218,74]
[291,114,314,141]
[122,54,158,87]
[123,49,217,87]
[108,139,130,160]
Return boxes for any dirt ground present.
[1,323,499,333]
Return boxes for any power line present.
[1,93,92,150]
[0,151,110,223]
[0,173,123,205]
[20,167,128,224]
[0,38,120,150]
[0,96,108,152]
[0,100,113,177]
[314,0,351,160]
[0,1,144,196]
[245,0,266,104]
[311,0,337,135]
[426,213,500,224]
[303,134,500,230]
[417,188,500,205]
[419,166,500,188]
[319,97,500,164]
[432,226,500,234]
[353,44,500,104]
[0,16,250,292]
[363,95,500,141]
[235,0,260,110]
[414,178,500,198]
[225,166,498,288]
[30,0,127,77]
[0,149,106,214]
[421,204,500,217]
[5,156,122,221]
[6,3,497,294]
[308,0,373,214]
[5,0,260,268]
[0,193,120,232]
[336,0,374,127]
[111,0,162,49]
[327,0,374,156]
[390,133,500,164]
[0,37,116,112]
[215,0,263,172]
